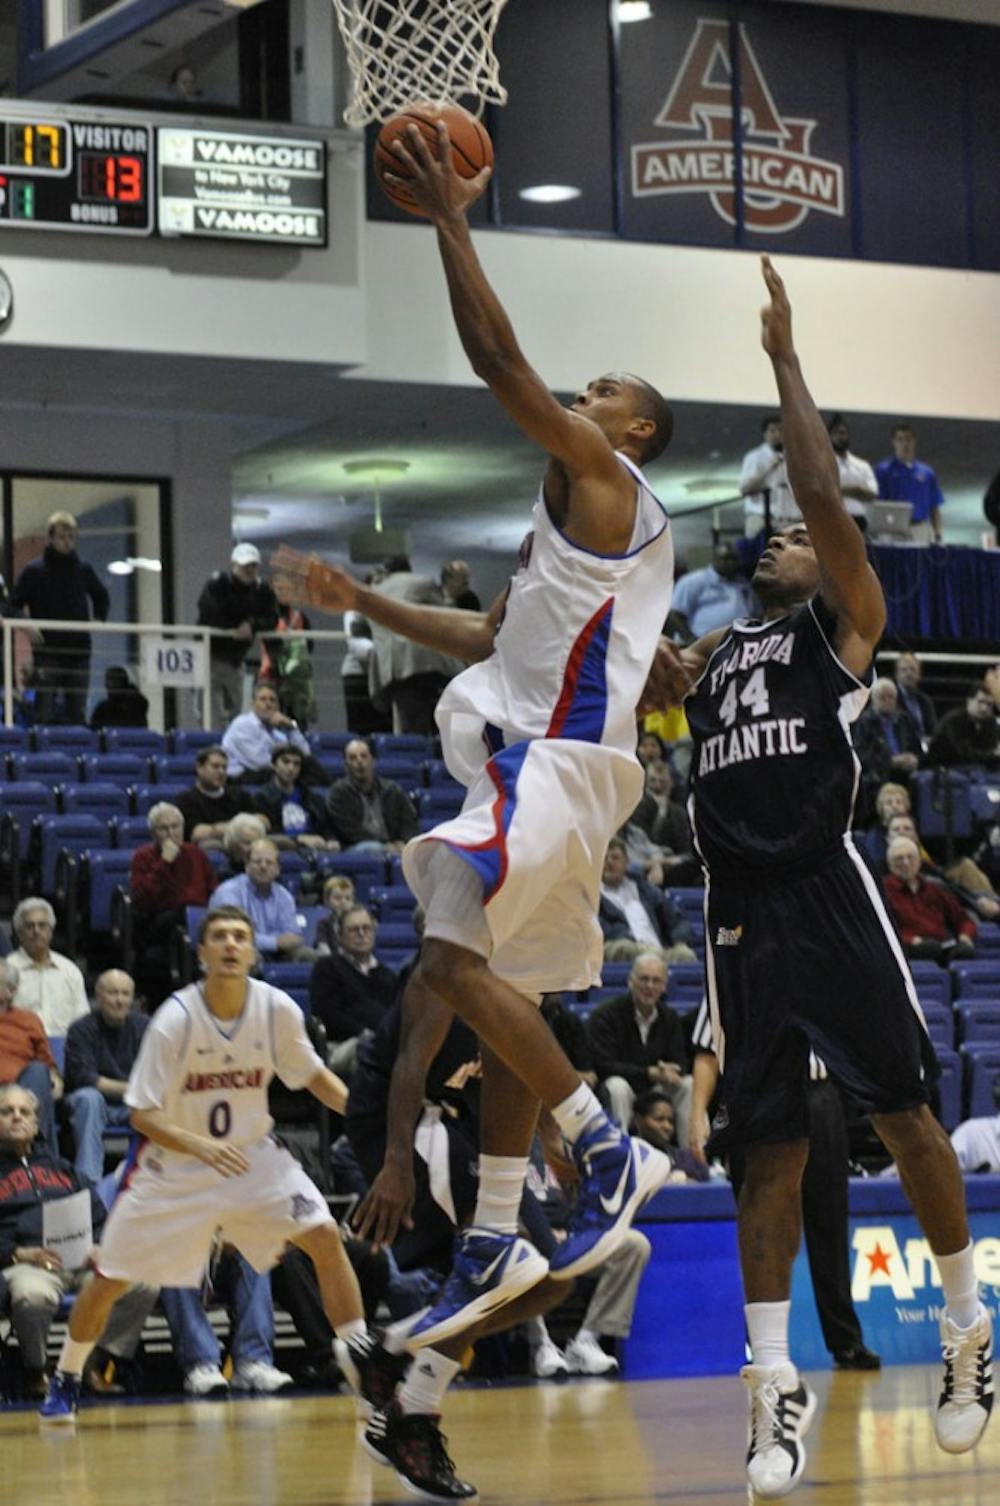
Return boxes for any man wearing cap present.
[197,544,279,728]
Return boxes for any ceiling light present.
[616,2,653,21]
[518,184,582,204]
[107,556,163,576]
[108,560,133,576]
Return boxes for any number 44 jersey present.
[124,980,323,1178]
[685,596,873,874]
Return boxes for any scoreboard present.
[0,110,327,246]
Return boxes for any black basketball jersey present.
[685,596,872,873]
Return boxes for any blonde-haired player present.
[40,905,371,1423]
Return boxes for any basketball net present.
[330,0,509,127]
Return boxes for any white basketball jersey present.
[435,455,673,786]
[125,980,322,1175]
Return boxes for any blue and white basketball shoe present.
[549,1120,672,1279]
[38,1371,81,1426]
[404,1230,549,1351]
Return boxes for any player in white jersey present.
[272,122,675,1502]
[39,906,372,1425]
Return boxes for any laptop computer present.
[868,501,914,542]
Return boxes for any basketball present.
[374,100,494,216]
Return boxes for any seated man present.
[894,652,938,744]
[88,664,149,730]
[951,1081,1000,1174]
[884,835,978,961]
[928,681,1000,770]
[665,540,759,643]
[309,905,398,1075]
[598,837,696,963]
[252,745,340,852]
[221,811,268,877]
[221,679,315,785]
[629,760,698,881]
[210,837,314,962]
[176,745,260,850]
[587,950,693,1144]
[130,802,218,1000]
[64,970,147,1186]
[884,813,1000,922]
[10,897,90,1038]
[0,1084,156,1398]
[314,874,357,954]
[0,959,60,1155]
[325,738,419,854]
[853,678,922,797]
[160,1245,293,1396]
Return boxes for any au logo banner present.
[631,18,845,234]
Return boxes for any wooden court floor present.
[3,1366,999,1506]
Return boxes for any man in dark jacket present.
[325,738,419,853]
[0,1083,156,1396]
[928,683,1000,770]
[853,678,922,794]
[12,511,109,725]
[587,951,693,1143]
[197,543,279,728]
[598,838,696,962]
[308,905,398,1076]
[64,971,148,1186]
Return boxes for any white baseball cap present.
[231,543,261,566]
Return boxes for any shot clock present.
[0,115,153,235]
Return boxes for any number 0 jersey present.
[125,979,323,1176]
[685,596,872,874]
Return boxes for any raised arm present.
[272,546,505,664]
[759,257,885,672]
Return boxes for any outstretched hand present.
[638,636,699,713]
[384,121,492,222]
[271,546,359,616]
[759,254,795,363]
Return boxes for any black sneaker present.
[832,1345,881,1372]
[364,1400,478,1503]
[334,1330,411,1419]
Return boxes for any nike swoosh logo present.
[599,1156,632,1217]
[471,1248,509,1288]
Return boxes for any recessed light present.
[617,1,653,22]
[518,184,582,204]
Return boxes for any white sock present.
[473,1154,527,1234]
[397,1347,460,1416]
[937,1241,979,1329]
[745,1301,791,1370]
[58,1336,95,1377]
[551,1083,607,1145]
[334,1317,367,1344]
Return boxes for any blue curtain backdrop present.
[870,545,1000,642]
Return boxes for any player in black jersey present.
[650,258,992,1500]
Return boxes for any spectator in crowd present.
[440,559,481,612]
[598,838,696,963]
[63,970,147,1186]
[666,541,758,642]
[221,812,269,877]
[928,682,1000,770]
[739,414,799,537]
[828,414,878,529]
[12,511,109,726]
[221,680,316,785]
[314,874,358,954]
[325,737,419,854]
[636,730,669,769]
[875,423,944,544]
[197,542,279,729]
[176,745,260,849]
[130,802,218,1001]
[89,665,149,730]
[884,836,978,960]
[853,678,922,794]
[210,838,313,962]
[951,1082,1000,1174]
[341,613,386,736]
[631,1087,708,1183]
[259,601,316,729]
[0,959,60,1155]
[160,1247,293,1396]
[873,780,911,830]
[0,1083,157,1397]
[628,760,699,885]
[367,556,462,735]
[893,652,938,743]
[309,905,398,1075]
[9,897,89,1037]
[884,813,1000,920]
[252,746,340,852]
[586,950,693,1143]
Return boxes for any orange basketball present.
[374,100,493,217]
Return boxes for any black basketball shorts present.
[704,842,936,1153]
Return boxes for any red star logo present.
[866,1243,893,1278]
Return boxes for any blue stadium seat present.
[956,1001,1000,1044]
[152,754,197,783]
[951,961,1000,999]
[370,885,418,922]
[33,726,99,753]
[0,782,58,861]
[373,757,423,786]
[373,733,434,758]
[374,920,418,951]
[375,949,410,973]
[573,989,619,1015]
[925,1014,955,1051]
[935,1048,962,1131]
[314,852,387,900]
[912,770,972,840]
[79,753,149,786]
[85,849,134,932]
[600,962,632,992]
[169,729,222,756]
[8,750,79,784]
[285,988,310,1016]
[34,814,106,895]
[61,782,131,818]
[665,963,705,1006]
[0,727,29,753]
[296,906,328,947]
[111,815,152,849]
[975,924,1000,960]
[418,787,465,818]
[424,759,462,790]
[132,782,188,814]
[261,962,313,992]
[911,968,950,1009]
[309,731,363,756]
[959,1043,1000,1118]
[319,757,345,783]
[102,728,166,755]
[968,781,1000,825]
